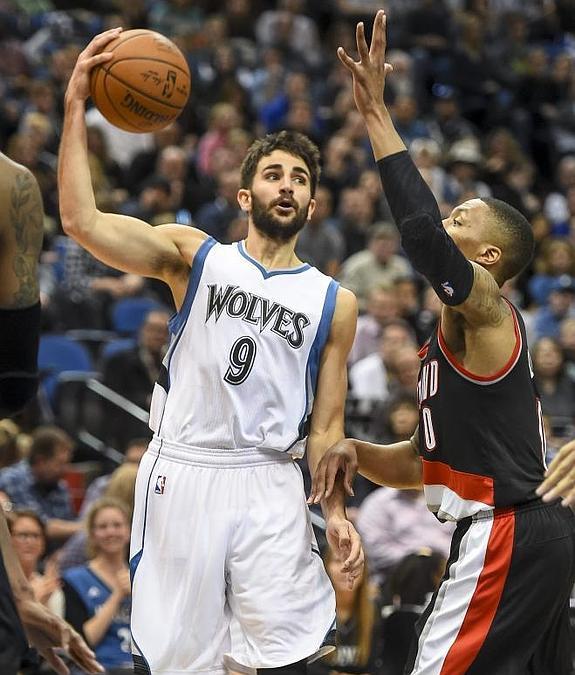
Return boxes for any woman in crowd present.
[62,498,132,674]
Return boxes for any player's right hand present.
[64,28,123,103]
[537,438,575,507]
[308,439,358,504]
[18,596,104,674]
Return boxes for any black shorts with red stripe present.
[405,499,575,674]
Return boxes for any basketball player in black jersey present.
[0,153,102,674]
[310,11,575,674]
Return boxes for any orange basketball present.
[90,29,191,133]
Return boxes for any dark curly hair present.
[240,130,321,196]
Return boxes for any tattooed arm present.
[0,153,43,308]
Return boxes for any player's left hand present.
[537,439,575,507]
[337,9,393,117]
[326,518,365,589]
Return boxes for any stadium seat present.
[100,337,137,360]
[38,334,95,406]
[111,297,163,336]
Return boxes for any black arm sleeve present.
[62,579,90,637]
[377,151,474,306]
[0,302,40,416]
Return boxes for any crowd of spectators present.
[2,0,575,672]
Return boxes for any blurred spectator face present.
[508,14,527,43]
[210,103,241,133]
[285,72,309,99]
[366,287,399,324]
[157,146,188,181]
[211,147,239,176]
[389,400,419,438]
[434,95,459,121]
[341,110,367,143]
[339,188,374,225]
[30,81,55,115]
[552,54,572,83]
[393,96,418,125]
[527,48,548,77]
[566,186,575,215]
[89,506,131,557]
[395,278,419,315]
[369,229,400,264]
[217,168,241,204]
[140,181,171,212]
[558,157,575,191]
[140,311,170,356]
[547,241,574,275]
[533,338,564,377]
[393,347,421,389]
[11,514,45,570]
[154,123,182,149]
[33,443,72,486]
[379,323,415,364]
[423,285,442,314]
[412,139,441,170]
[310,186,333,224]
[358,169,382,202]
[548,288,575,316]
[324,135,353,167]
[286,98,314,134]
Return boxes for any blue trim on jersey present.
[129,442,161,674]
[168,237,217,336]
[297,279,339,438]
[237,240,311,279]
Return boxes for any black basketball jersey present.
[417,298,546,521]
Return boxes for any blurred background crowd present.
[1,0,575,672]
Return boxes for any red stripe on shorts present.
[441,511,515,674]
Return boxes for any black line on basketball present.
[104,69,185,111]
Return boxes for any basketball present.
[90,29,191,133]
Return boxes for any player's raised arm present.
[339,11,504,326]
[59,29,206,284]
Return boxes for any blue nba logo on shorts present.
[155,475,166,494]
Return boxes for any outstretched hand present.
[326,518,365,590]
[65,27,123,103]
[337,9,393,116]
[537,439,575,507]
[308,439,358,505]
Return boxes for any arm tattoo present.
[9,172,43,307]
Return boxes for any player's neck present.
[243,232,302,270]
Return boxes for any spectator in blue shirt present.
[0,426,81,545]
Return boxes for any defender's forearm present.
[354,438,423,489]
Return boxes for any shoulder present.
[331,286,358,332]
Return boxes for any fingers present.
[69,631,104,673]
[356,22,369,62]
[39,648,69,675]
[81,27,123,58]
[341,527,365,589]
[322,454,342,500]
[337,46,357,72]
[308,459,327,504]
[344,458,357,497]
[537,441,575,505]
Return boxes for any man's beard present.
[251,193,309,242]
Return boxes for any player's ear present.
[306,198,316,221]
[477,243,501,267]
[238,188,251,212]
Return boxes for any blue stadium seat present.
[111,297,163,336]
[38,334,94,406]
[100,337,137,360]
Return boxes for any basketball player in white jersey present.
[58,29,364,675]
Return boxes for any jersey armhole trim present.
[168,237,217,336]
[437,298,522,385]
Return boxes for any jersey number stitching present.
[224,336,257,385]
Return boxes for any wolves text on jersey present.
[205,284,311,349]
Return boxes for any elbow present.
[60,207,98,239]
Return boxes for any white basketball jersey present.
[149,238,339,457]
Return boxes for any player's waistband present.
[466,497,572,523]
[147,436,294,468]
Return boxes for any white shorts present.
[130,437,336,675]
